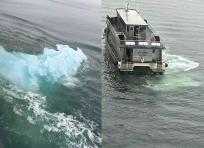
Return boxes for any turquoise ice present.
[0,44,87,90]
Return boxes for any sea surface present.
[0,0,101,148]
[102,0,204,147]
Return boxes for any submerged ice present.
[0,45,87,90]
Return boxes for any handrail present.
[106,17,118,37]
[106,16,128,39]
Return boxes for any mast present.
[126,3,129,12]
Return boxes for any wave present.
[0,44,87,91]
[165,54,199,74]
[0,80,101,148]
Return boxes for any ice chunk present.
[0,44,87,90]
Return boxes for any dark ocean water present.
[102,0,204,148]
[0,0,101,148]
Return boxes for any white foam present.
[1,83,101,147]
[166,54,199,74]
[24,92,101,147]
[13,106,23,116]
[0,44,87,90]
[146,54,200,91]
[27,116,36,125]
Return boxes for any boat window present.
[130,26,134,31]
[118,34,125,40]
[154,35,160,42]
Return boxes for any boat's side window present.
[130,26,134,31]
[127,26,129,32]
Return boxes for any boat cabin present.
[116,8,148,40]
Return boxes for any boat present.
[104,4,168,74]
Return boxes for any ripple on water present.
[0,81,101,148]
[0,44,100,147]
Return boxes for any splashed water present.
[146,54,200,91]
[0,44,101,147]
[0,44,87,91]
[165,54,199,74]
[0,80,101,148]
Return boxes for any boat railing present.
[106,16,120,40]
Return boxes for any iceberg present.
[0,44,87,90]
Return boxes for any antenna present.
[126,3,129,12]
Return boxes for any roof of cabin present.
[117,8,148,26]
